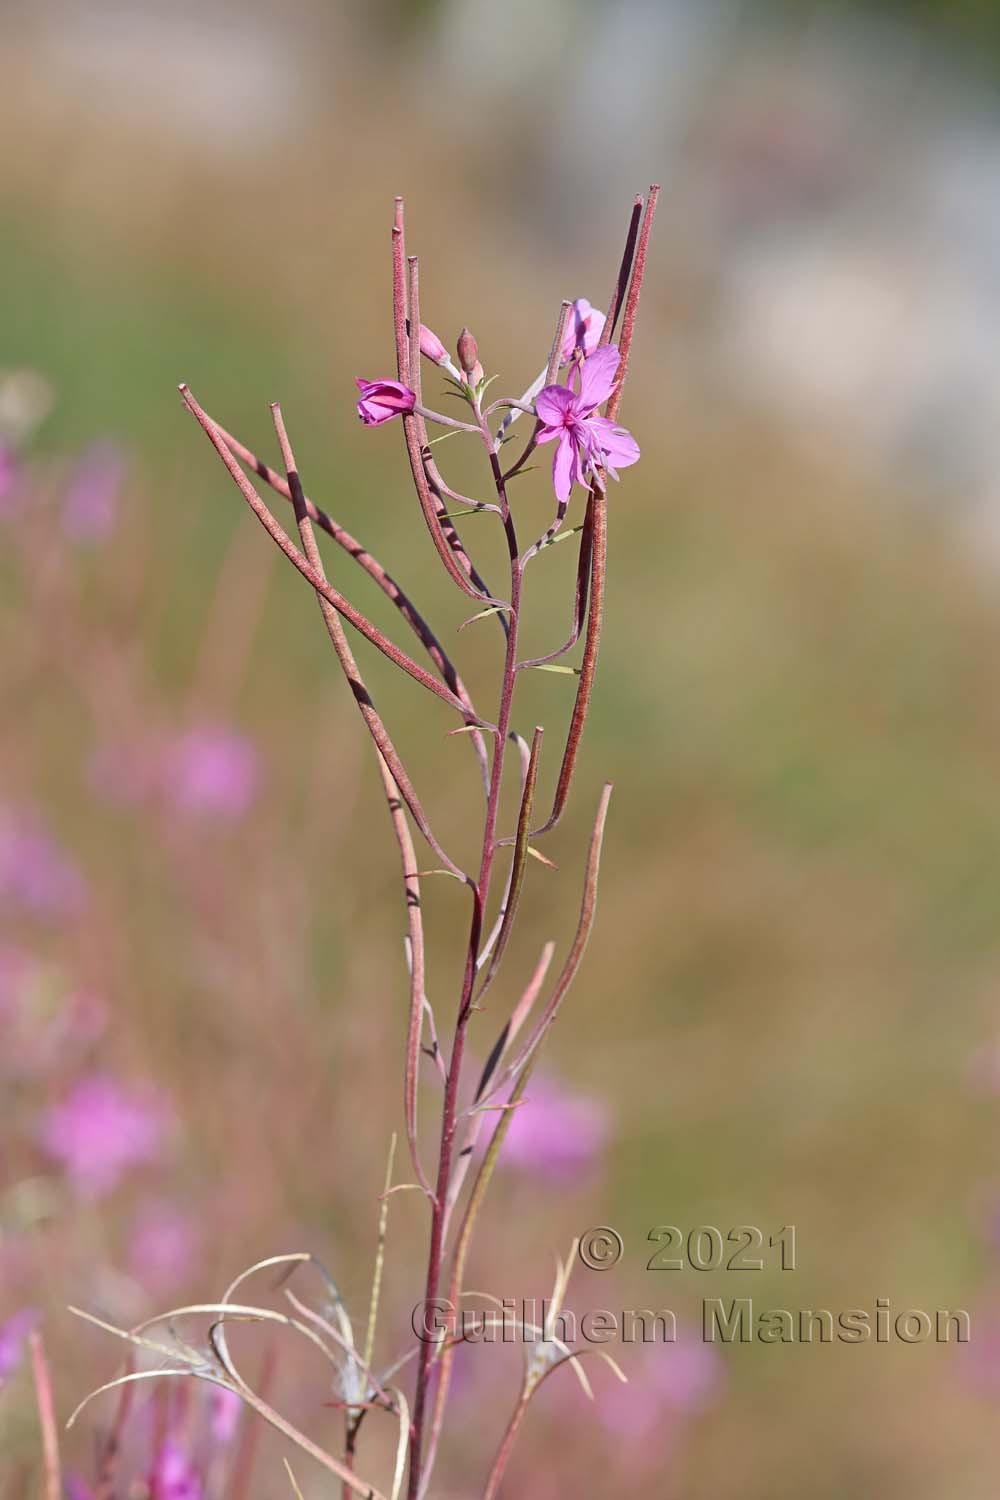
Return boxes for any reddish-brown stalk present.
[533,184,660,835]
[392,225,503,609]
[180,386,491,731]
[176,187,654,1500]
[418,784,612,1494]
[271,401,439,1202]
[599,194,644,349]
[206,421,491,790]
[405,189,654,1499]
[406,356,525,1500]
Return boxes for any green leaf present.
[526,663,581,675]
[540,524,583,549]
[460,604,511,631]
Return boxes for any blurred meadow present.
[5,0,1000,1494]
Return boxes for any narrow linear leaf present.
[527,663,581,676]
[540,524,584,550]
[460,604,511,631]
[526,846,558,870]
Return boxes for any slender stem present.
[532,488,607,835]
[606,184,660,422]
[482,1391,531,1500]
[374,750,435,1201]
[414,404,479,434]
[208,420,491,792]
[516,503,594,672]
[599,194,643,349]
[393,219,504,609]
[269,402,470,884]
[29,1332,61,1500]
[180,387,492,729]
[407,397,522,1500]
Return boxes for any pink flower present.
[62,442,126,543]
[0,1307,39,1389]
[0,809,85,921]
[127,1198,200,1295]
[561,299,606,362]
[355,378,416,427]
[163,725,260,819]
[501,1074,611,1183]
[534,346,640,503]
[586,1335,724,1471]
[39,1073,172,1199]
[149,1439,203,1500]
[209,1386,242,1445]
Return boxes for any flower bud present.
[419,324,450,367]
[456,328,480,378]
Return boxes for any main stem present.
[407,421,521,1500]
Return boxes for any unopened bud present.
[456,328,480,378]
[419,324,450,367]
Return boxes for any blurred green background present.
[5,0,1000,1495]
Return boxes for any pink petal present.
[552,432,578,503]
[357,400,395,426]
[587,416,640,470]
[534,384,576,426]
[561,299,606,361]
[577,345,621,413]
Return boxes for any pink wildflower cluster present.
[355,293,639,502]
[66,186,662,1500]
[66,1385,242,1500]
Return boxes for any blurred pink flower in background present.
[149,1438,204,1500]
[0,808,85,920]
[0,1307,39,1390]
[209,1386,242,1445]
[958,1308,1000,1396]
[0,443,17,511]
[594,1332,725,1440]
[501,1074,611,1183]
[61,441,126,543]
[127,1197,200,1295]
[39,1072,172,1199]
[560,298,606,362]
[163,725,260,819]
